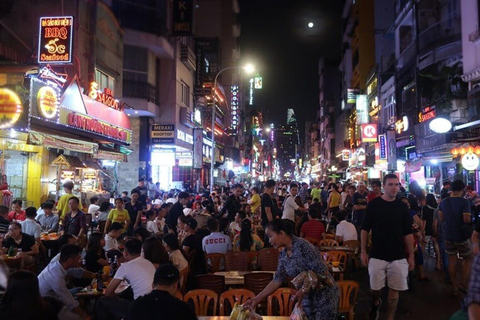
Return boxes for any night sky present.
[238,0,344,136]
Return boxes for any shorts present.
[368,258,409,291]
[445,239,473,258]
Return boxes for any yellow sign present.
[0,88,22,129]
[37,86,58,119]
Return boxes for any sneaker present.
[369,298,382,320]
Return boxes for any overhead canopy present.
[51,154,86,168]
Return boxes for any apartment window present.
[124,45,148,83]
[95,69,115,94]
[181,81,190,107]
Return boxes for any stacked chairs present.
[337,280,360,320]
[219,289,255,315]
[225,251,248,271]
[267,287,297,316]
[184,289,218,316]
[205,253,224,273]
[258,248,279,271]
[196,274,225,296]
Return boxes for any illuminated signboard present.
[341,149,351,161]
[37,86,59,119]
[88,82,121,110]
[379,134,387,160]
[347,88,361,104]
[254,77,263,89]
[361,124,377,142]
[395,116,409,134]
[231,85,239,133]
[38,16,73,64]
[60,109,131,143]
[418,105,436,123]
[0,88,22,129]
[356,94,369,125]
[177,129,193,145]
[249,78,254,105]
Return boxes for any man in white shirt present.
[282,183,307,223]
[203,218,232,254]
[88,196,100,215]
[335,211,358,244]
[21,207,41,242]
[104,222,123,259]
[97,238,156,320]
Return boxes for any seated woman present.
[85,232,109,273]
[162,233,188,270]
[233,219,264,251]
[143,236,169,269]
[2,222,38,266]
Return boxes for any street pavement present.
[346,253,464,320]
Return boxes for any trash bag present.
[290,302,308,320]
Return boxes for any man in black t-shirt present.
[132,179,148,208]
[352,182,368,227]
[166,192,189,233]
[361,174,414,320]
[2,222,38,265]
[261,180,280,245]
[220,184,243,222]
[126,264,197,320]
[125,190,143,236]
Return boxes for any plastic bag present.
[230,303,263,320]
[290,303,308,320]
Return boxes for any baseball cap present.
[166,198,177,204]
[186,218,198,229]
[152,199,162,205]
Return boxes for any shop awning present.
[51,154,86,168]
[29,131,98,154]
[83,160,103,171]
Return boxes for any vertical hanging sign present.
[38,16,74,64]
[231,85,239,133]
[193,129,203,169]
[172,0,193,36]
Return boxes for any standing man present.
[361,174,414,320]
[56,181,75,221]
[8,200,26,222]
[261,180,280,245]
[353,182,368,228]
[438,179,473,296]
[298,182,309,205]
[166,192,189,233]
[310,183,321,203]
[132,179,148,208]
[367,180,382,203]
[220,183,243,222]
[282,183,306,231]
[125,190,143,236]
[440,181,452,200]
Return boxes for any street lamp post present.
[210,65,254,194]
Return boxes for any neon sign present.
[38,16,73,64]
[66,111,130,142]
[37,86,59,119]
[0,88,22,129]
[88,82,121,110]
[418,106,436,123]
[231,85,239,133]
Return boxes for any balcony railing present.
[417,15,461,56]
[123,80,156,104]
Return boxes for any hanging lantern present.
[469,146,474,154]
[452,147,459,156]
[475,146,480,155]
[460,147,467,155]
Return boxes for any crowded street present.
[1,0,480,319]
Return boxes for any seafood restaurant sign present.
[38,16,74,64]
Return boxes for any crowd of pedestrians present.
[0,175,480,319]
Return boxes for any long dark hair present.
[266,219,294,237]
[239,219,253,251]
[0,271,44,319]
[87,232,104,254]
[143,237,169,265]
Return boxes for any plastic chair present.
[338,280,359,320]
[175,290,183,300]
[225,251,248,271]
[244,272,274,295]
[304,237,320,247]
[319,238,339,247]
[196,274,225,296]
[184,289,218,316]
[219,289,255,315]
[179,266,189,294]
[267,287,297,316]
[324,250,348,280]
[258,248,279,271]
[205,253,225,273]
[343,240,360,269]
